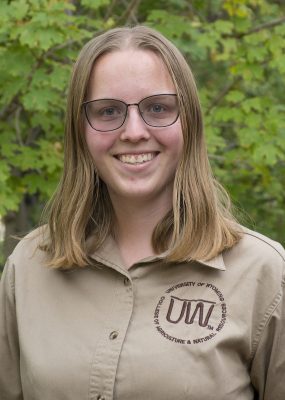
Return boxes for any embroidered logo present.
[154,281,227,345]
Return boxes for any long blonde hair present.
[41,25,241,268]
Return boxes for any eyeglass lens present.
[84,94,178,132]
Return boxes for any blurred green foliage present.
[0,0,284,255]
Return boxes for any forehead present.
[87,49,176,101]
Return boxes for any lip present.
[114,151,160,157]
[114,150,159,163]
[113,151,160,167]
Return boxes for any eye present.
[100,107,122,117]
[92,104,125,121]
[148,103,166,113]
[103,107,115,116]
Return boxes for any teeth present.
[118,153,156,164]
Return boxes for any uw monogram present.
[154,282,226,345]
[166,295,215,327]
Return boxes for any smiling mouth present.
[116,152,158,165]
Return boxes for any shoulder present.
[1,227,49,298]
[242,226,284,259]
[223,226,285,281]
[8,226,49,267]
[238,226,285,261]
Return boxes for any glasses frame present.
[82,93,179,132]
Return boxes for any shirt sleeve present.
[250,276,285,400]
[0,258,23,400]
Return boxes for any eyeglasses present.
[82,94,179,132]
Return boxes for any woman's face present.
[85,49,183,207]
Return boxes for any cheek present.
[157,120,184,156]
[85,129,114,162]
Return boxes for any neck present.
[110,194,172,268]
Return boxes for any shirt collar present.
[196,254,226,271]
[87,235,226,272]
[141,250,226,271]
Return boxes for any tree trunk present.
[2,195,40,268]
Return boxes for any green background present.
[0,0,284,268]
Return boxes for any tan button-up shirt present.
[0,228,285,400]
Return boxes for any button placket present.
[89,272,134,399]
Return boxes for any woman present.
[0,26,284,400]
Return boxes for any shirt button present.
[124,277,130,286]
[109,330,119,340]
[97,396,105,400]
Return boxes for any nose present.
[119,105,151,142]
